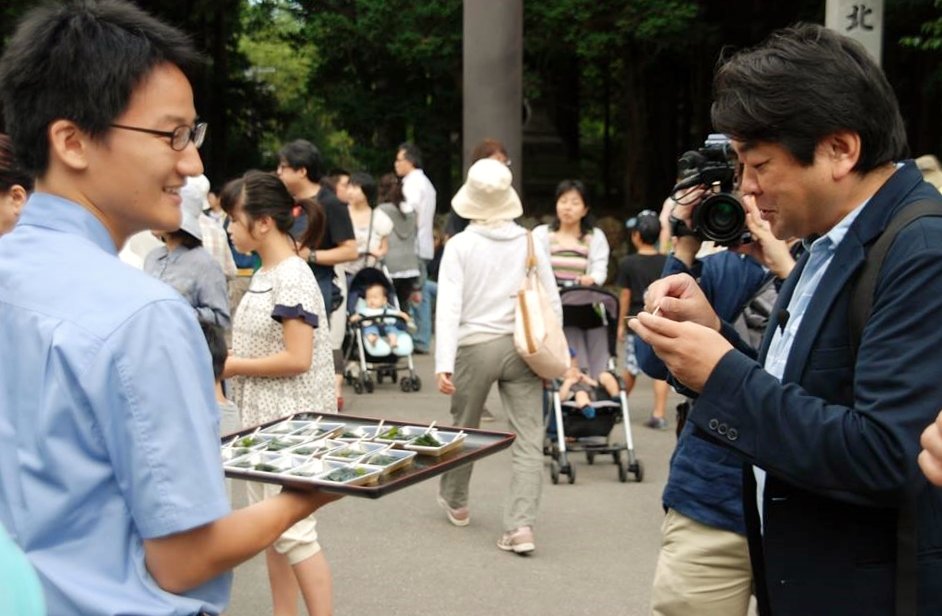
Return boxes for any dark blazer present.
[690,161,942,615]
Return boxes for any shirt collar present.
[802,198,868,254]
[18,192,118,256]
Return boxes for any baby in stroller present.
[558,353,620,419]
[350,282,414,357]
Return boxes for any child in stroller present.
[558,352,620,419]
[545,285,643,484]
[350,282,414,357]
[343,267,422,393]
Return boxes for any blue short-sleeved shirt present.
[0,194,232,615]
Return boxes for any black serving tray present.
[222,412,515,499]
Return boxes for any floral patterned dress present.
[230,256,336,428]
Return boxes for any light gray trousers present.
[439,335,544,531]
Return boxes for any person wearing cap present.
[916,154,942,193]
[435,158,561,555]
[616,210,670,429]
[188,173,237,280]
[144,174,231,328]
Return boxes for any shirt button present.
[718,423,728,435]
[708,418,719,430]
[727,428,739,441]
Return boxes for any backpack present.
[847,198,942,616]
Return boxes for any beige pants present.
[247,481,321,565]
[439,335,544,531]
[651,508,753,616]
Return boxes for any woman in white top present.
[221,170,335,616]
[342,171,393,278]
[531,179,610,287]
[435,159,561,556]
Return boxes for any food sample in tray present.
[374,425,422,445]
[324,441,388,463]
[317,461,383,486]
[404,430,467,457]
[364,449,417,475]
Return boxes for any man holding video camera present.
[630,23,942,615]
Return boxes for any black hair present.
[278,139,324,182]
[711,23,908,171]
[349,171,377,208]
[199,321,227,382]
[220,170,325,251]
[0,134,32,193]
[166,229,202,249]
[635,216,661,246]
[0,0,203,177]
[377,172,403,207]
[551,179,594,237]
[397,142,423,169]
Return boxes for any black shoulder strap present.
[847,198,942,616]
[849,199,942,355]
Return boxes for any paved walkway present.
[227,350,685,615]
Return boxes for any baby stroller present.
[342,266,422,393]
[545,285,643,484]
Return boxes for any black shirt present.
[616,253,667,315]
[290,186,356,280]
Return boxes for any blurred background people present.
[0,133,31,236]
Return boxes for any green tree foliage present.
[1,0,939,212]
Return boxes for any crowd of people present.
[5,1,942,615]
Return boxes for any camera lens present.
[693,193,746,244]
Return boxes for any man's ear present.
[47,119,91,172]
[822,131,861,180]
[8,185,28,207]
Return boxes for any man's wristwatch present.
[308,250,318,264]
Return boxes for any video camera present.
[669,134,749,246]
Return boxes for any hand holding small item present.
[628,311,732,393]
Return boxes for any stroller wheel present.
[391,370,398,383]
[617,459,628,483]
[365,377,375,394]
[631,460,644,483]
[400,378,412,392]
[411,375,422,391]
[586,452,596,465]
[567,464,576,484]
[550,460,560,484]
[377,372,384,384]
[353,380,363,394]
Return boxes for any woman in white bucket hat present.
[435,158,562,555]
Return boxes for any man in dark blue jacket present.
[631,24,942,615]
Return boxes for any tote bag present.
[514,232,569,379]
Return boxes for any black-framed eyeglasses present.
[109,122,208,151]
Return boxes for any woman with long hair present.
[221,170,335,616]
[376,172,420,310]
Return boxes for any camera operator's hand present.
[669,187,706,267]
[731,195,796,279]
[640,273,721,331]
[628,311,732,392]
[919,409,942,486]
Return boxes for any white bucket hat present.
[178,175,209,240]
[916,155,942,192]
[451,158,522,221]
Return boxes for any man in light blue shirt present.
[0,2,336,614]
